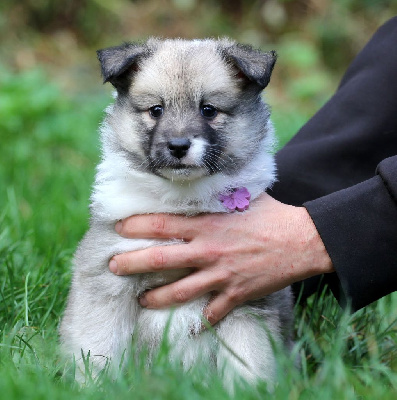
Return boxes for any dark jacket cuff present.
[304,174,397,311]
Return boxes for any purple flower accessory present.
[219,187,251,212]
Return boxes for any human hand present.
[109,193,334,325]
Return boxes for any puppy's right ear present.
[97,43,148,91]
[222,44,277,91]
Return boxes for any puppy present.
[60,38,293,388]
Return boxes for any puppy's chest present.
[138,266,191,292]
[94,188,226,221]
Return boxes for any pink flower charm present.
[219,187,251,212]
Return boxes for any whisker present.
[205,150,234,171]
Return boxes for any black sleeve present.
[269,17,397,310]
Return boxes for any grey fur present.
[60,38,293,390]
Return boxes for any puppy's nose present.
[167,138,191,159]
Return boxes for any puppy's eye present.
[149,105,164,118]
[200,104,218,119]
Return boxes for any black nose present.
[167,138,191,159]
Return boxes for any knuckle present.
[152,214,167,235]
[172,285,189,304]
[150,247,166,271]
[213,269,232,286]
[225,287,244,305]
[205,244,222,263]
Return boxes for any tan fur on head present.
[97,38,277,184]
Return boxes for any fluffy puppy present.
[60,38,293,388]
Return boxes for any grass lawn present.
[1,67,396,399]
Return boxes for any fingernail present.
[139,295,148,307]
[115,220,122,234]
[109,259,118,273]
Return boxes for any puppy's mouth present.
[167,164,195,170]
[157,164,208,181]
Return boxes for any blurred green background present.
[1,2,397,399]
[2,0,397,129]
[1,0,397,141]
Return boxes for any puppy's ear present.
[97,43,148,90]
[222,44,277,90]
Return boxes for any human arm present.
[270,18,397,309]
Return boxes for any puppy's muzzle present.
[168,138,191,159]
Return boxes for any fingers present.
[116,213,206,240]
[110,243,204,275]
[203,293,237,326]
[140,283,237,327]
[138,269,240,328]
[139,271,218,309]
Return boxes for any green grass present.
[1,67,396,399]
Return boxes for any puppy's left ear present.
[222,44,277,90]
[97,42,149,90]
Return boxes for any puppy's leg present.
[60,275,139,382]
[136,298,214,369]
[216,307,280,389]
[60,224,148,381]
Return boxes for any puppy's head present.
[97,38,276,182]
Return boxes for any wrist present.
[294,206,334,279]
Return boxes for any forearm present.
[271,18,397,309]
